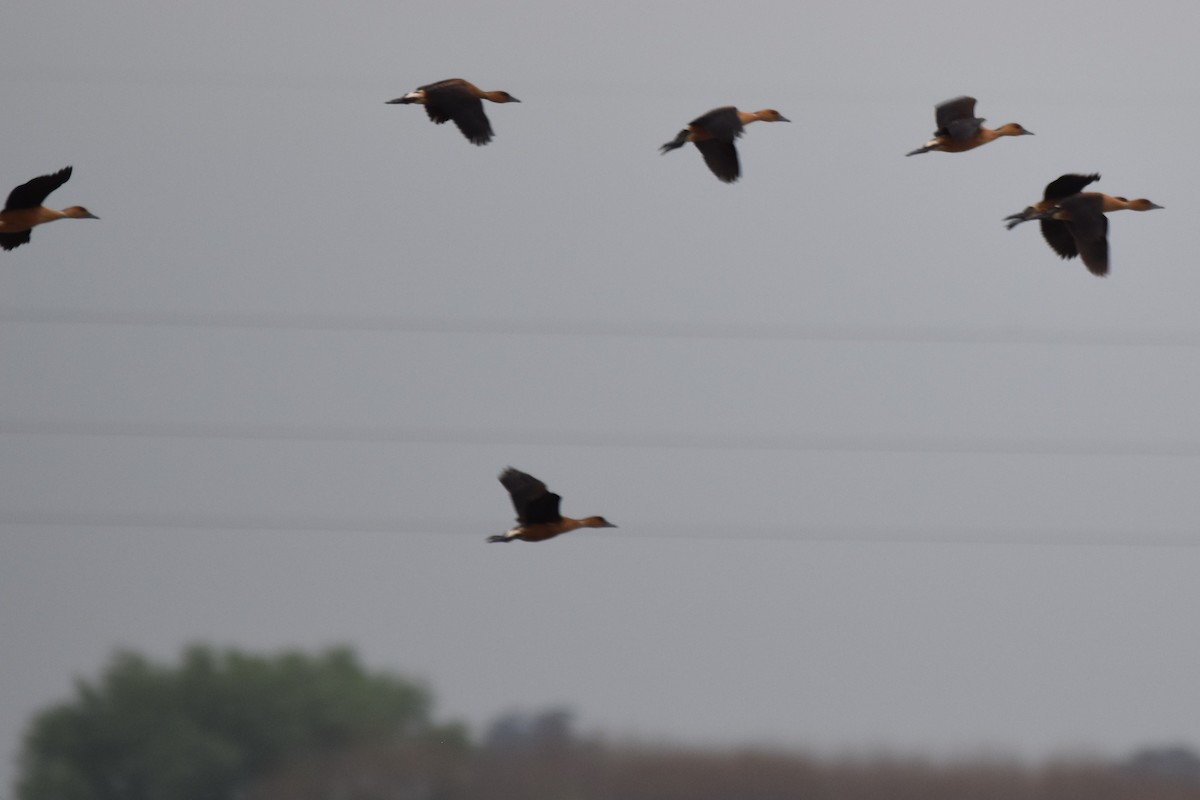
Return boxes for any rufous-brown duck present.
[387,78,520,145]
[1005,173,1162,276]
[488,467,616,543]
[660,106,790,183]
[0,167,98,251]
[906,96,1032,156]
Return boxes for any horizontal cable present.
[2,512,1198,548]
[2,419,1200,458]
[4,308,1200,347]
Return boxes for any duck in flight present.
[488,467,616,543]
[1,167,98,251]
[1005,173,1162,276]
[906,96,1032,156]
[660,106,790,183]
[387,78,520,145]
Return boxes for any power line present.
[2,512,1198,548]
[5,307,1200,348]
[3,419,1200,458]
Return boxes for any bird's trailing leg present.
[1004,207,1042,230]
[659,130,690,154]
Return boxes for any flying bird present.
[660,106,790,183]
[906,96,1032,156]
[1005,174,1162,276]
[387,78,520,145]
[488,467,616,543]
[0,167,98,251]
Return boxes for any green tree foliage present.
[17,645,458,800]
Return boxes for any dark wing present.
[422,82,493,145]
[1043,173,1100,201]
[943,117,982,141]
[934,96,979,139]
[499,467,562,524]
[694,138,741,183]
[690,106,744,141]
[1039,220,1079,259]
[1059,195,1109,276]
[0,230,33,250]
[5,167,72,211]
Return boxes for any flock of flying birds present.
[1,81,1167,541]
[0,83,1163,275]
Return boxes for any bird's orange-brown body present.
[488,467,616,543]
[387,78,520,145]
[0,167,98,251]
[906,96,1032,156]
[660,106,789,183]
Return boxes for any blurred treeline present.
[251,734,1200,800]
[17,645,1200,800]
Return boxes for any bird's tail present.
[659,130,690,154]
[486,534,514,543]
[905,144,933,157]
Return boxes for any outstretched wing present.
[0,230,33,250]
[1059,194,1109,276]
[934,96,981,141]
[1039,220,1079,260]
[499,467,563,524]
[1043,173,1100,201]
[5,166,72,211]
[422,82,494,145]
[690,106,744,141]
[694,139,741,183]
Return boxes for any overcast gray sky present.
[4,0,1200,791]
